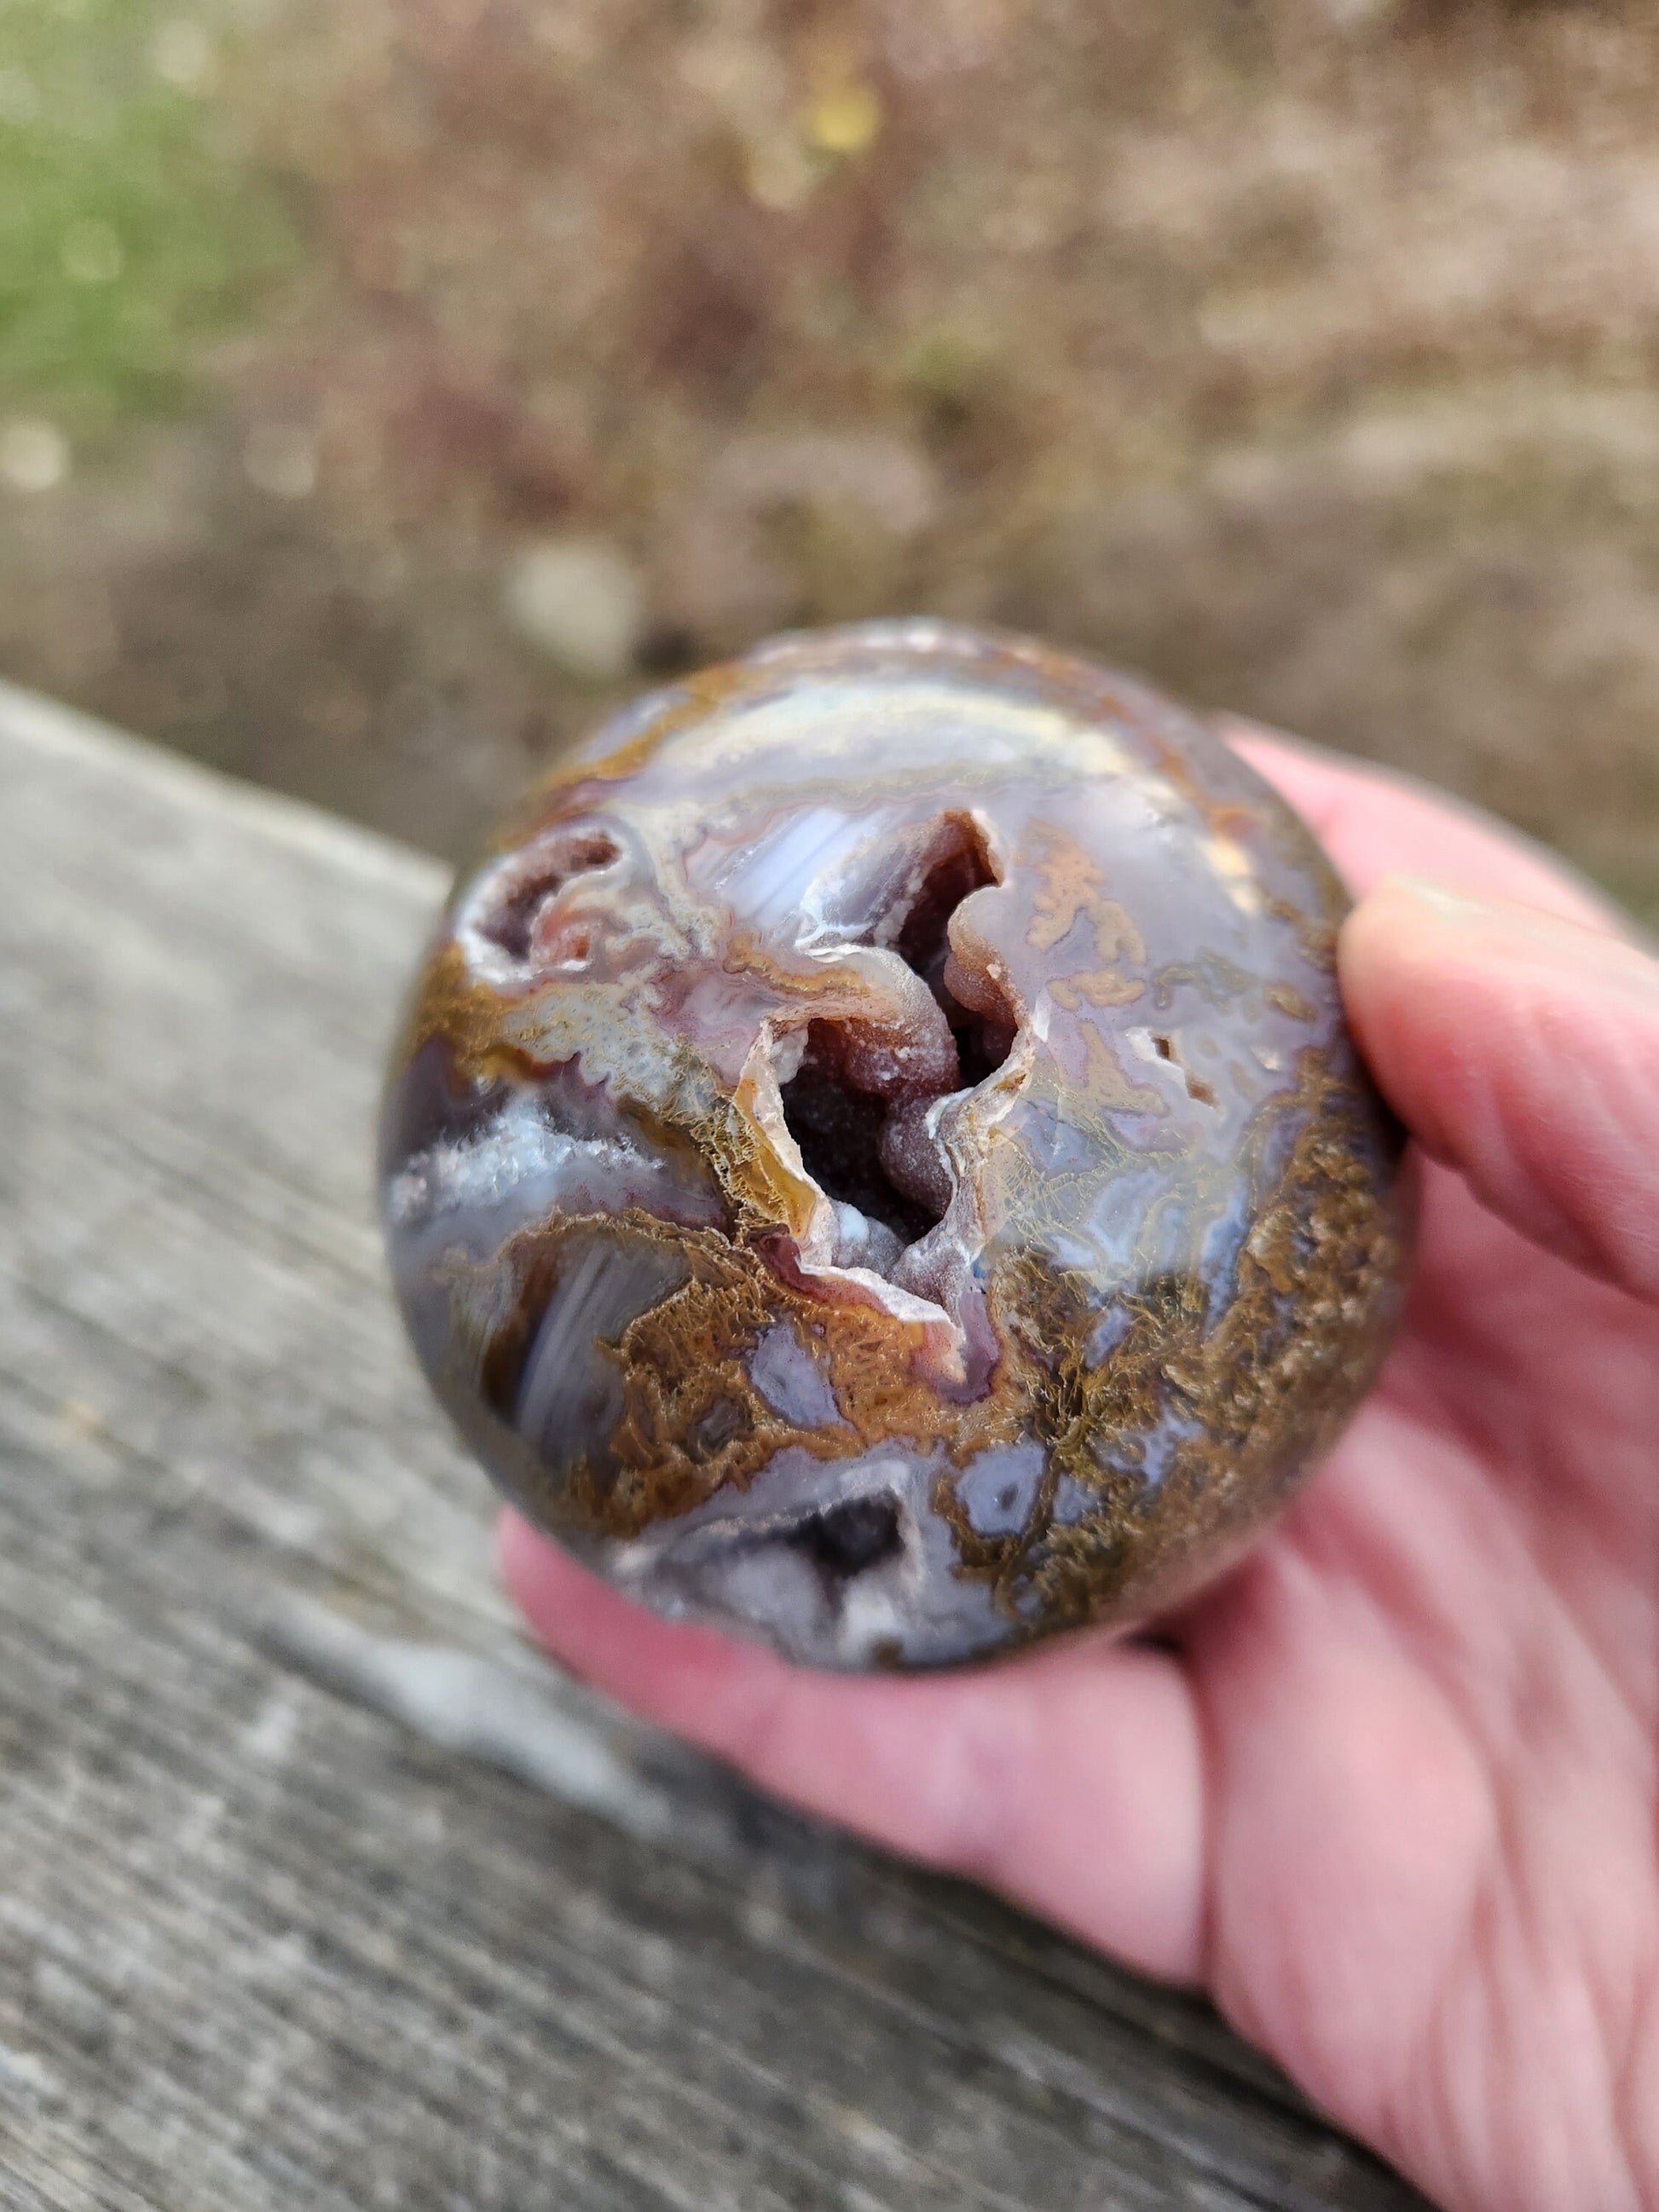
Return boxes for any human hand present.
[501,732,1659,2212]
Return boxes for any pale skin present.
[501,732,1659,2212]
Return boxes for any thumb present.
[1339,877,1659,1302]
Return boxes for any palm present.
[1188,1166,1659,2209]
[506,733,1659,2212]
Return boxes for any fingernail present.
[1375,875,1659,992]
[1379,874,1491,921]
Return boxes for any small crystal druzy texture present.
[381,622,1409,1668]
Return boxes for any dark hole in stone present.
[781,1026,940,1245]
[893,823,997,995]
[482,831,620,961]
[779,817,1018,1254]
[783,1493,904,1603]
[953,1013,1013,1090]
[898,818,1016,1090]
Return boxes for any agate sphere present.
[381,622,1408,1668]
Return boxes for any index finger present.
[1220,719,1621,930]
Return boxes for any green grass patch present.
[0,0,294,433]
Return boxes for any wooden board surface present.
[0,684,1427,2212]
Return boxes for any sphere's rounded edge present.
[378,624,1413,1671]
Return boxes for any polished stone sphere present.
[381,621,1409,1668]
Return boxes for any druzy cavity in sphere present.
[380,622,1408,1669]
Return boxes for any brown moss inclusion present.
[381,621,1409,1668]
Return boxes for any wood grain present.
[0,682,1426,2211]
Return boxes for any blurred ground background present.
[3,0,1659,918]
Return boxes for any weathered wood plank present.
[0,682,1427,2212]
